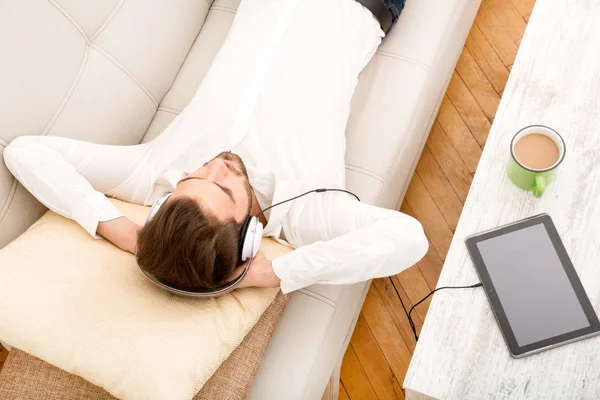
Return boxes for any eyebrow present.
[215,183,236,204]
[178,177,236,205]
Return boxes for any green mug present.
[507,125,566,198]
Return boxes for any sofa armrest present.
[345,0,482,210]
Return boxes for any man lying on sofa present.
[4,0,427,295]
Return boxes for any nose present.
[206,158,228,181]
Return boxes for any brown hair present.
[136,196,241,289]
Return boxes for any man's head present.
[136,152,253,289]
[175,151,253,222]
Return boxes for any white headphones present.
[237,214,264,263]
[136,192,263,297]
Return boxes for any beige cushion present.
[0,199,289,400]
[0,292,290,400]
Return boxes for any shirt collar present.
[262,178,303,237]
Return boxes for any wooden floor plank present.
[396,267,432,324]
[455,48,501,120]
[0,344,8,374]
[372,275,428,347]
[414,147,463,230]
[486,0,527,45]
[392,376,405,400]
[391,276,431,337]
[510,0,535,22]
[398,202,444,291]
[474,1,519,67]
[415,236,444,291]
[340,384,351,400]
[436,96,483,173]
[351,314,405,400]
[372,277,419,353]
[341,345,380,400]
[404,173,454,260]
[392,275,432,338]
[362,285,414,383]
[446,71,492,147]
[426,122,473,206]
[465,24,510,93]
[394,200,440,322]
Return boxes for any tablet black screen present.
[475,222,590,346]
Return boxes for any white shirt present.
[4,0,428,294]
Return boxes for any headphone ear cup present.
[238,216,252,264]
[146,193,172,224]
[252,221,263,257]
[239,216,262,263]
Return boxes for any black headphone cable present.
[391,280,483,342]
[255,188,361,219]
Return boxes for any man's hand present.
[229,250,281,289]
[97,217,142,254]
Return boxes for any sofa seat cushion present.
[0,199,289,400]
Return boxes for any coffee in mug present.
[513,134,560,170]
[508,125,566,198]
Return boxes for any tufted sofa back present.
[0,0,215,246]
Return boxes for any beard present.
[213,151,253,215]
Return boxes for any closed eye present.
[216,183,236,204]
[177,176,236,205]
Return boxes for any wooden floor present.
[0,0,537,389]
[0,344,7,373]
[340,1,535,399]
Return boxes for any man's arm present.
[3,135,155,251]
[269,194,428,293]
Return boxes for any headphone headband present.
[147,192,172,221]
[139,258,252,298]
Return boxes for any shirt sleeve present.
[271,193,429,293]
[3,135,155,238]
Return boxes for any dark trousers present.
[357,0,406,35]
[383,0,406,33]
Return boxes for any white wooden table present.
[403,0,600,398]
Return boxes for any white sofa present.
[0,0,481,398]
